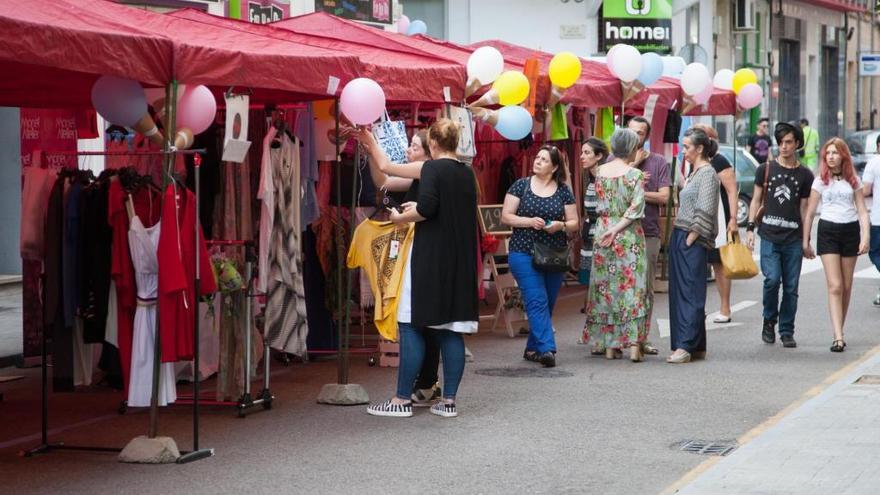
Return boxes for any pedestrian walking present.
[667,128,720,364]
[362,119,479,418]
[802,138,870,352]
[582,128,649,362]
[861,134,880,307]
[746,122,814,348]
[799,118,820,172]
[692,123,738,323]
[747,117,774,165]
[501,145,578,368]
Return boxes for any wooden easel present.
[477,205,528,338]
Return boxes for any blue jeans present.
[508,251,565,354]
[395,322,465,401]
[760,239,803,336]
[870,225,880,272]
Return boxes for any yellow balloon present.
[492,71,530,106]
[732,68,758,95]
[549,52,582,89]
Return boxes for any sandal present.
[830,340,846,353]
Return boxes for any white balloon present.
[662,56,686,77]
[680,63,711,96]
[467,46,505,86]
[610,44,642,83]
[713,69,734,90]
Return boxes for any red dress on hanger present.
[158,184,216,363]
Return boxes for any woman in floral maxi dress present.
[583,128,650,362]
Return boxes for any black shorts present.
[707,247,722,264]
[817,220,860,257]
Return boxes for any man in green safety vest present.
[799,118,820,172]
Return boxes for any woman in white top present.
[803,138,870,352]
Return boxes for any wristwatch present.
[746,222,756,232]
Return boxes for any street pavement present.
[0,234,879,494]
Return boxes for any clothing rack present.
[22,148,207,460]
[174,240,274,418]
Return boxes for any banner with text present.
[600,0,672,55]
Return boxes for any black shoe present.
[538,352,556,368]
[762,319,776,344]
[523,350,540,362]
[781,335,797,348]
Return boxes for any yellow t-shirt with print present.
[346,219,415,341]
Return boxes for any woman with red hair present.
[802,138,870,352]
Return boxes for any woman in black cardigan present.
[360,119,479,418]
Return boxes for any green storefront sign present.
[601,0,672,54]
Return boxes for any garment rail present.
[173,239,275,418]
[21,148,207,460]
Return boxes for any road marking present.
[658,300,756,338]
[855,266,880,279]
[659,342,880,495]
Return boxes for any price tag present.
[389,239,400,260]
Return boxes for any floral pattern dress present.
[583,167,649,349]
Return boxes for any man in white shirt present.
[862,133,880,306]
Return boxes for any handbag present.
[371,111,408,164]
[532,241,570,273]
[549,103,569,141]
[754,159,771,225]
[719,233,759,280]
[448,105,477,159]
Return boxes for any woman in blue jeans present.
[501,145,578,367]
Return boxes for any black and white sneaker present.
[366,399,412,417]
[430,401,458,418]
[411,384,442,407]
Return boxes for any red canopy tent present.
[0,0,174,108]
[169,9,466,104]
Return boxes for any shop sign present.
[229,1,290,23]
[859,53,880,77]
[600,0,672,54]
[314,0,392,25]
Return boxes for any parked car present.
[845,130,880,177]
[717,145,759,227]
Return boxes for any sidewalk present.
[0,279,22,362]
[671,346,880,495]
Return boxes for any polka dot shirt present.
[507,177,575,254]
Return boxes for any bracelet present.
[747,222,756,232]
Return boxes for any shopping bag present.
[371,112,408,164]
[550,103,569,141]
[719,233,759,280]
[448,105,477,159]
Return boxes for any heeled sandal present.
[605,348,622,360]
[629,344,643,363]
[830,340,846,353]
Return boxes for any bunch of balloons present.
[711,67,762,110]
[397,15,427,36]
[466,46,532,141]
[91,76,218,149]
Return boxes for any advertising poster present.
[600,0,672,54]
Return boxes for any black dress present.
[411,158,479,327]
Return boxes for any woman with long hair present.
[501,145,578,367]
[802,138,870,352]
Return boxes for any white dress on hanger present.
[127,216,176,408]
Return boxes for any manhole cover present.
[678,440,737,456]
[854,375,880,385]
[474,367,574,378]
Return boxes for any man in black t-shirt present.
[747,118,774,165]
[746,122,814,348]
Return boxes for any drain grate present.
[679,440,737,456]
[854,375,880,385]
[474,367,574,378]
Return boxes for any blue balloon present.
[495,105,533,141]
[637,52,664,86]
[407,20,427,36]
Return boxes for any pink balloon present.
[340,78,386,125]
[694,83,714,105]
[736,83,763,110]
[397,15,410,34]
[177,85,217,135]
